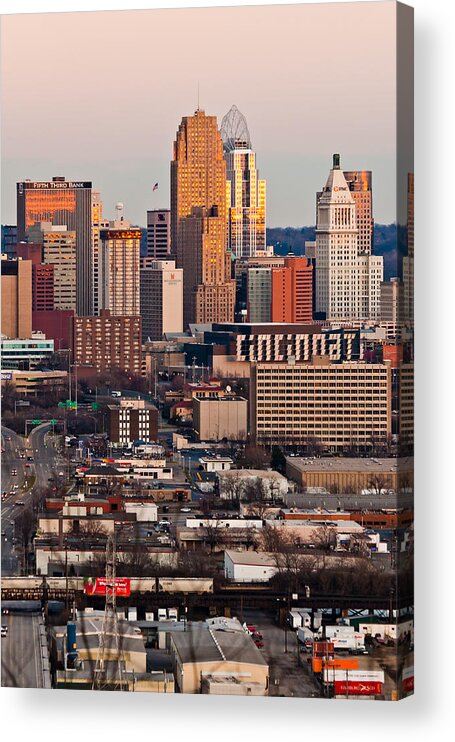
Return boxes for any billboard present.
[83,577,131,597]
[334,681,382,696]
[323,669,385,683]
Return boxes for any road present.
[241,609,320,698]
[1,423,62,576]
[1,611,46,688]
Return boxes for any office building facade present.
[99,221,141,316]
[146,209,171,259]
[247,267,272,322]
[220,105,266,260]
[1,257,33,338]
[72,309,142,374]
[28,223,77,311]
[171,109,235,327]
[250,358,392,451]
[140,259,183,341]
[315,155,383,321]
[271,256,313,324]
[17,177,93,314]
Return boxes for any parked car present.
[254,639,264,648]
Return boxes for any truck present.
[167,607,178,622]
[288,609,312,630]
[358,620,413,646]
[316,625,367,653]
[157,608,167,622]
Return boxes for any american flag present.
[153,182,158,192]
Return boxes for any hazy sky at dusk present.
[1,2,399,226]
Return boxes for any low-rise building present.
[0,332,54,369]
[285,456,413,494]
[193,395,248,442]
[218,469,289,500]
[1,369,67,396]
[169,628,269,694]
[108,398,158,447]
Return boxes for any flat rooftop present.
[286,457,413,473]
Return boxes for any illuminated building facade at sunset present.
[171,109,235,327]
[221,105,266,260]
[99,220,141,317]
[16,177,93,315]
[271,256,313,324]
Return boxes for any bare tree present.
[367,474,391,496]
[310,524,337,553]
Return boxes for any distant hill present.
[266,223,407,281]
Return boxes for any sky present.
[1,2,401,227]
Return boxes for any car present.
[16,501,25,506]
[253,631,263,640]
[11,469,17,476]
[1,628,7,638]
[58,471,64,476]
[160,519,171,526]
[247,625,257,633]
[180,507,191,513]
[254,640,264,648]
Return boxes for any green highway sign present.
[31,419,42,425]
[49,419,58,424]
[91,403,99,411]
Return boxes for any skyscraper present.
[140,259,183,341]
[317,170,373,255]
[28,223,77,312]
[17,177,93,315]
[220,105,266,260]
[99,218,141,316]
[402,173,414,323]
[343,171,373,255]
[171,109,236,327]
[315,155,383,321]
[147,209,171,260]
[271,256,313,324]
[91,191,108,316]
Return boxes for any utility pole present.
[92,534,126,691]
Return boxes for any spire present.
[333,153,341,170]
[220,105,252,152]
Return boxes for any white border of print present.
[1,2,453,742]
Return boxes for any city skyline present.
[1,3,404,227]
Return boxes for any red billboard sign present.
[334,681,382,696]
[84,577,131,597]
[403,676,414,692]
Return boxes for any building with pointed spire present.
[315,154,382,321]
[171,109,236,327]
[221,105,266,260]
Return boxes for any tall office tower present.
[402,173,414,323]
[16,177,93,314]
[247,267,272,322]
[91,191,108,315]
[271,256,313,323]
[315,155,383,321]
[1,256,32,338]
[140,259,183,341]
[99,218,141,316]
[28,222,77,311]
[317,170,373,255]
[146,209,171,259]
[171,109,236,327]
[343,171,373,255]
[220,105,266,260]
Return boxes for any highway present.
[1,610,46,688]
[1,423,63,576]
